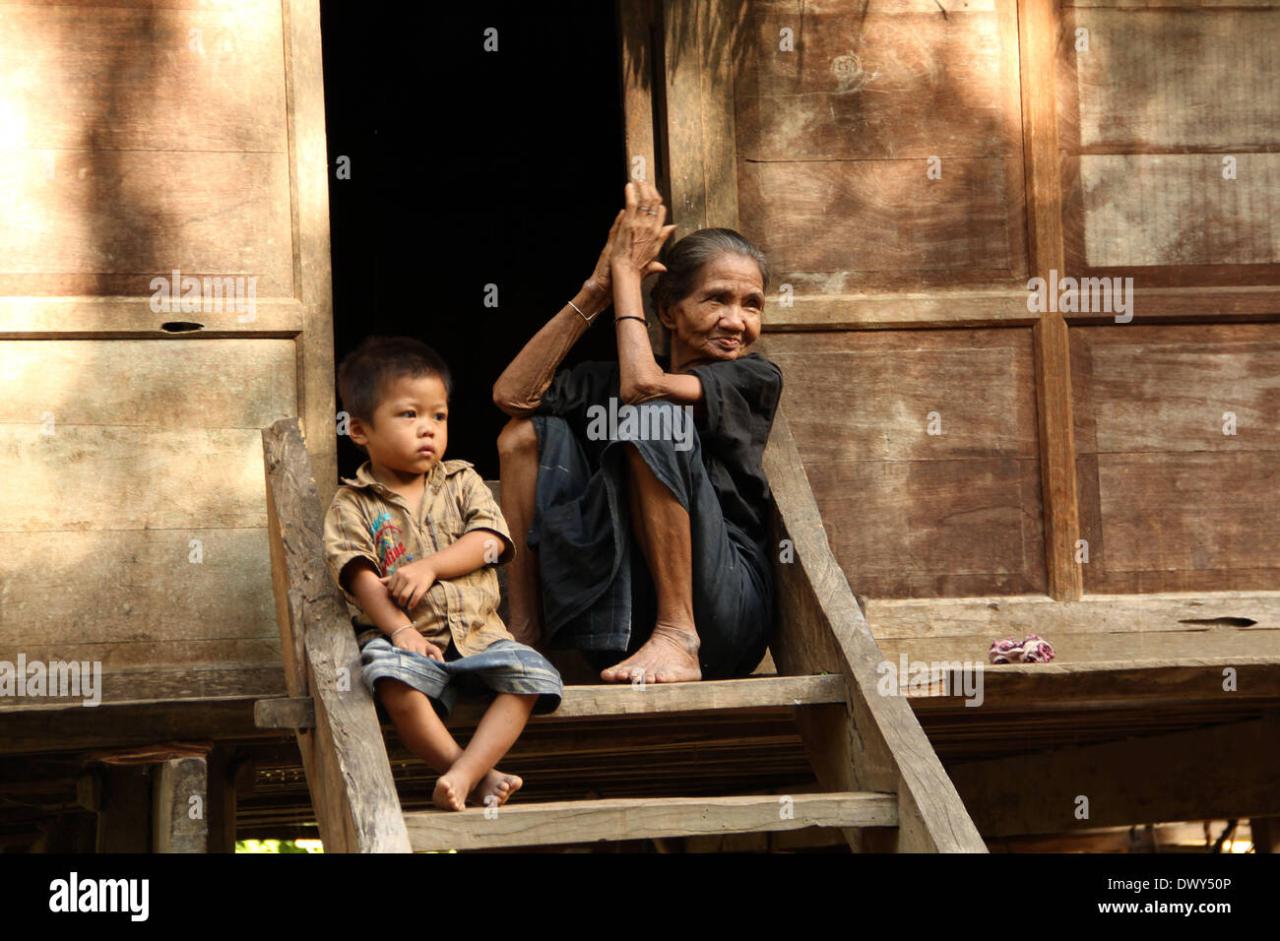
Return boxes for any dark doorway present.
[320,1,627,480]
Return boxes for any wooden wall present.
[0,0,334,714]
[630,0,1280,628]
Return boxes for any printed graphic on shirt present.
[368,510,413,576]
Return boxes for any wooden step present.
[403,791,897,851]
[469,673,848,721]
[255,673,849,730]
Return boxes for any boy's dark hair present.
[336,335,453,431]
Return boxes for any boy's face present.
[349,373,448,476]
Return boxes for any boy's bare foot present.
[468,769,523,808]
[433,770,473,812]
[601,622,701,683]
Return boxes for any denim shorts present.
[360,636,563,719]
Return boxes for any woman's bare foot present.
[468,769,523,808]
[433,769,477,812]
[601,622,701,683]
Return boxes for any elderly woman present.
[492,181,782,684]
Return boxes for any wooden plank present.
[0,698,279,756]
[868,591,1280,637]
[0,534,279,647]
[253,675,847,730]
[803,458,1045,597]
[949,715,1280,836]
[756,374,987,852]
[1077,324,1280,452]
[0,297,304,336]
[733,0,1028,290]
[1068,0,1280,8]
[618,0,660,185]
[1072,323,1280,592]
[0,1,286,152]
[618,0,670,353]
[1071,8,1280,152]
[876,626,1280,669]
[761,286,1280,328]
[736,2,1010,161]
[283,0,340,497]
[262,417,410,853]
[0,338,295,427]
[909,658,1280,710]
[255,697,315,730]
[463,674,847,723]
[1074,155,1280,268]
[1021,0,1083,601]
[152,756,209,852]
[738,158,1018,288]
[769,335,1039,461]
[404,792,897,852]
[767,329,1045,599]
[0,150,293,297]
[0,664,286,713]
[0,426,272,530]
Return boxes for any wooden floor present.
[3,665,1277,851]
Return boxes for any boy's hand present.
[380,559,437,611]
[391,628,444,661]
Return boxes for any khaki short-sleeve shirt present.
[322,458,516,656]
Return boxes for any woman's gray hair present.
[651,228,770,316]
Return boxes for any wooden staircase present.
[259,409,986,853]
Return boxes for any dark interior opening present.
[320,1,627,480]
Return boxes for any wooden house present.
[0,0,1276,853]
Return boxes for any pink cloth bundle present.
[988,633,1055,664]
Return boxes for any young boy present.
[323,336,562,812]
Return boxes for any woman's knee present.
[497,416,538,461]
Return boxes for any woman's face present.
[659,253,764,364]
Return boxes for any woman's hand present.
[380,558,437,611]
[610,180,677,280]
[584,209,625,298]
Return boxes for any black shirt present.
[533,351,784,550]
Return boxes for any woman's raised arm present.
[611,181,700,406]
[491,212,623,416]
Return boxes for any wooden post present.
[263,417,412,852]
[760,397,988,853]
[153,756,209,853]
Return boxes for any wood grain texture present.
[0,150,293,297]
[877,625,1280,666]
[0,1,286,152]
[283,0,339,498]
[262,417,410,853]
[1071,8,1280,151]
[404,792,898,852]
[0,297,305,336]
[758,366,987,852]
[732,0,1027,292]
[768,329,1045,598]
[868,591,1280,636]
[0,340,294,676]
[1021,0,1083,600]
[152,756,209,852]
[1072,323,1280,592]
[1058,5,1280,283]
